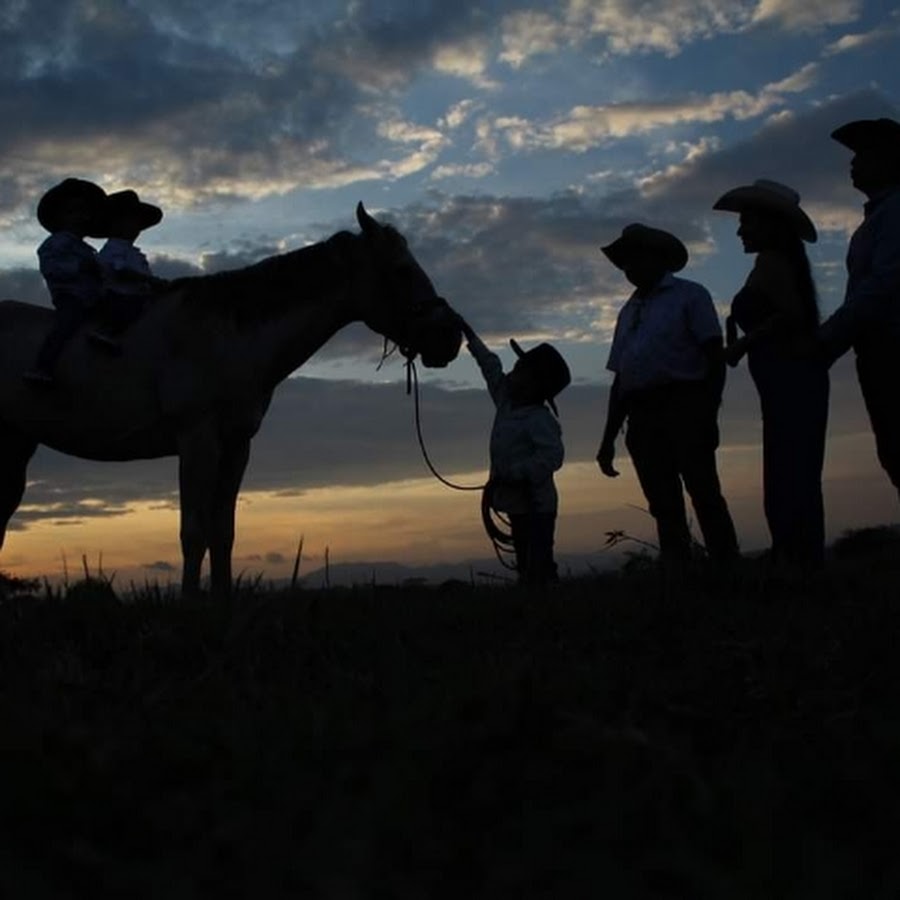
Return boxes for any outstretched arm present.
[454,313,506,404]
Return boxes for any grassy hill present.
[1,534,899,898]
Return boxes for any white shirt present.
[37,231,103,306]
[607,273,722,393]
[467,333,564,515]
[98,238,152,295]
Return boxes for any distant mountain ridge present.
[296,552,617,588]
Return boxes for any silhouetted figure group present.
[14,117,899,587]
[26,177,164,385]
[597,117,900,573]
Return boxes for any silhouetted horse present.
[0,203,461,595]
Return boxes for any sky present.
[0,0,898,585]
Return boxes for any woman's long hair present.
[767,217,820,330]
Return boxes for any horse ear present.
[356,202,381,237]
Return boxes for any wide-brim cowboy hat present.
[831,117,900,156]
[510,338,571,416]
[36,177,108,236]
[601,223,688,273]
[713,178,817,243]
[102,189,163,231]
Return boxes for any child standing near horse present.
[456,314,571,585]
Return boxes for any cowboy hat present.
[713,178,817,243]
[831,117,900,156]
[601,223,688,273]
[36,178,108,236]
[103,189,163,231]
[509,338,571,416]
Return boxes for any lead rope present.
[404,355,518,571]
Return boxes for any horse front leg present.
[0,429,37,550]
[208,437,251,598]
[177,422,221,598]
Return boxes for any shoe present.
[23,369,54,386]
[87,331,121,354]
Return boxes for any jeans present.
[749,348,829,566]
[624,380,738,562]
[508,511,558,585]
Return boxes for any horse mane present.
[171,230,360,324]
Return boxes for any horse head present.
[355,202,461,368]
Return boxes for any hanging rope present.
[404,356,518,570]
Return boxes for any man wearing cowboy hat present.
[456,314,570,585]
[596,223,739,564]
[819,117,900,495]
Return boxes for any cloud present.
[822,19,900,55]
[635,89,900,235]
[498,0,864,68]
[751,0,862,31]
[142,560,177,572]
[482,62,820,154]
[0,1,498,217]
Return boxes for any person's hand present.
[596,441,619,478]
[447,308,473,340]
[723,340,746,368]
[725,315,738,347]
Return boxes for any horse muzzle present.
[405,302,462,368]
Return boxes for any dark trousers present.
[749,349,829,567]
[35,292,145,373]
[35,295,88,373]
[625,381,738,562]
[857,346,900,494]
[508,512,558,585]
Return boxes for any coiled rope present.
[404,355,517,571]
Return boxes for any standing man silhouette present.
[819,118,900,497]
[597,224,739,565]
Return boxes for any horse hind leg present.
[0,430,37,549]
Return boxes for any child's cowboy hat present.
[831,117,900,156]
[510,338,571,416]
[103,190,163,230]
[601,223,688,273]
[713,178,817,243]
[36,178,108,236]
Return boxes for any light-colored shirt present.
[98,238,153,295]
[607,273,722,393]
[467,332,564,515]
[37,231,103,306]
[819,185,900,353]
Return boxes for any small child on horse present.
[456,314,571,585]
[25,179,164,385]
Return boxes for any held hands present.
[724,316,746,367]
[596,440,619,478]
[723,339,748,367]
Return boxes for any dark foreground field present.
[2,541,900,898]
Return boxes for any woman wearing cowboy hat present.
[714,178,829,568]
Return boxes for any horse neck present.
[191,232,369,389]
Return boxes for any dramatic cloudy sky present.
[0,0,898,583]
